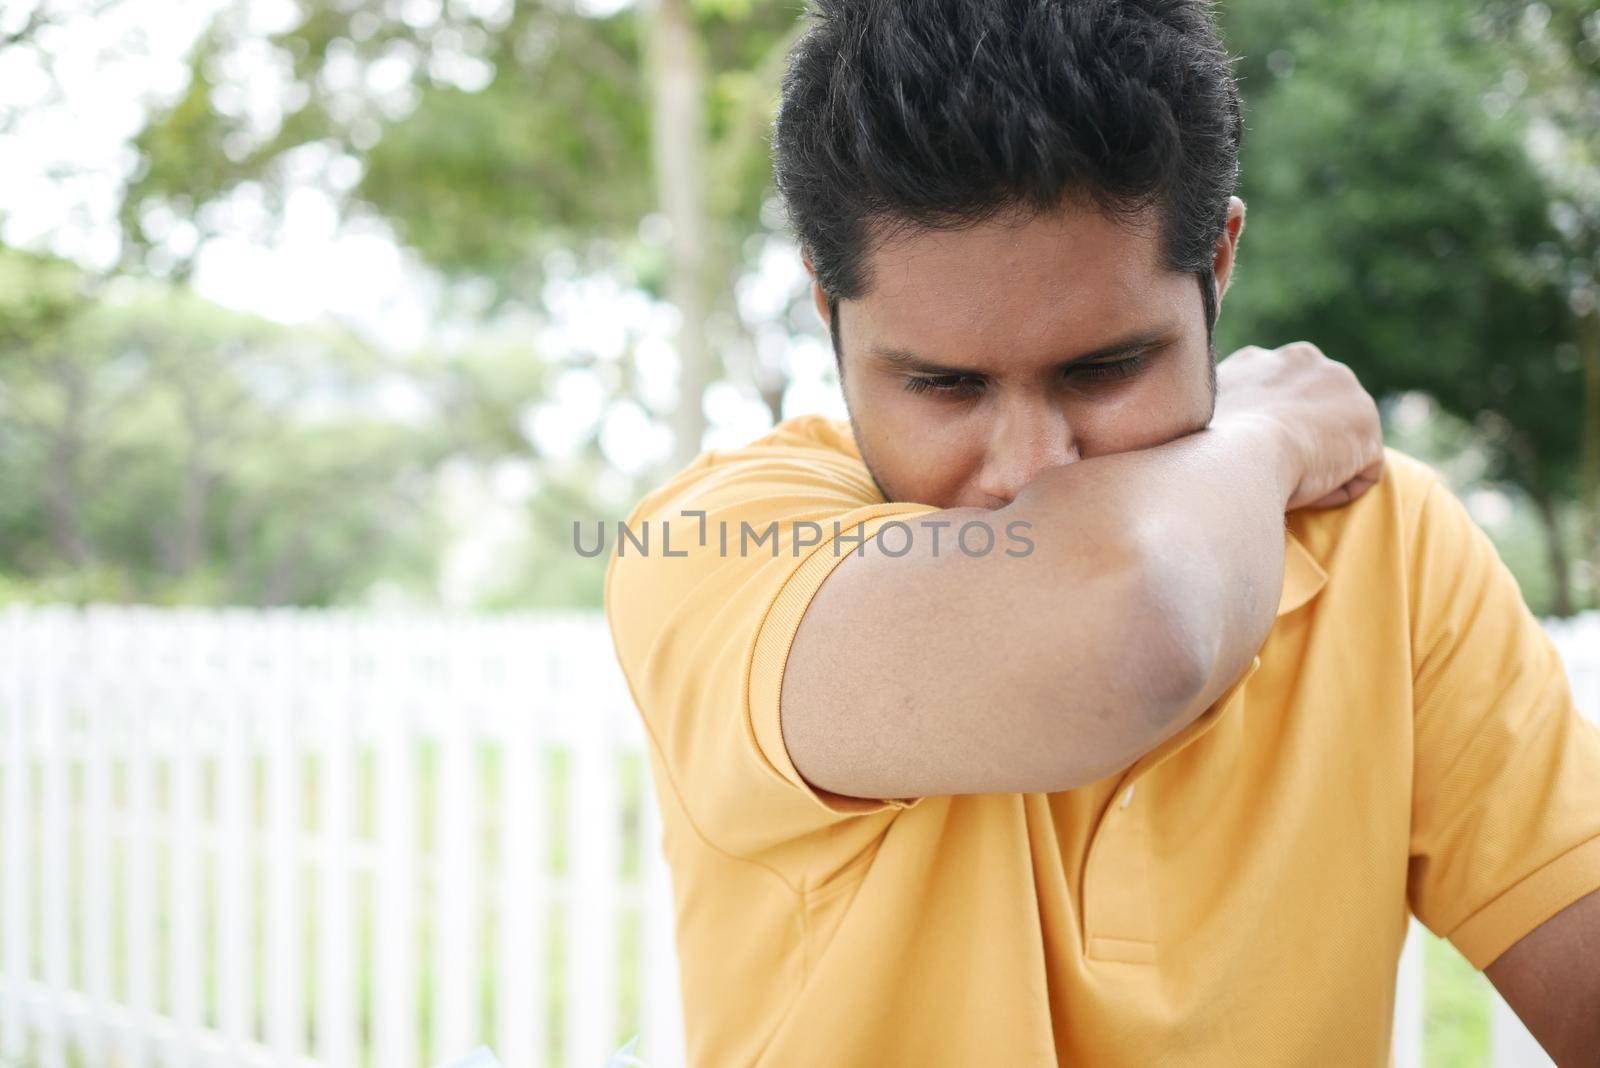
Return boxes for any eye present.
[1070,355,1145,382]
[903,373,985,398]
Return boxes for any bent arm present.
[1485,887,1600,1066]
[781,415,1295,801]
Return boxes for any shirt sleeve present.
[604,447,941,867]
[1405,471,1600,970]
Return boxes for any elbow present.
[1125,556,1215,719]
[1033,561,1211,791]
[1091,515,1214,722]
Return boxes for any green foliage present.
[1218,0,1597,608]
[9,0,1600,609]
[357,11,653,285]
[0,246,555,606]
[120,0,798,304]
[1224,2,1580,487]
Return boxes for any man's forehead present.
[844,264,1186,378]
[849,208,1176,348]
[862,203,1164,296]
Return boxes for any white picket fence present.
[0,605,682,1068]
[0,605,1596,1068]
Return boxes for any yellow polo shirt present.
[603,414,1600,1067]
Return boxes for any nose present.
[974,399,1079,507]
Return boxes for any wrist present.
[1211,412,1299,508]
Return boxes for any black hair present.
[773,0,1242,358]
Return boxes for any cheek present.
[851,379,986,494]
[1077,352,1212,452]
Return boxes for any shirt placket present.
[1080,654,1263,964]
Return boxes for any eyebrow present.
[867,328,1173,377]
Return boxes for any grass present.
[1423,930,1493,1067]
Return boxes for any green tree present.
[0,246,547,606]
[1220,0,1595,612]
[119,0,807,483]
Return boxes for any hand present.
[1213,341,1385,511]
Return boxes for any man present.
[603,1,1600,1064]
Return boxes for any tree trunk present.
[1531,487,1575,618]
[43,364,94,567]
[1582,304,1599,609]
[173,455,214,578]
[224,497,261,604]
[167,401,215,579]
[262,525,310,607]
[44,433,93,567]
[757,374,785,426]
[648,0,717,478]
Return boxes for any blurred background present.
[0,0,1597,1066]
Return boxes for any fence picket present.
[1391,920,1424,1068]
[1,606,27,1063]
[265,614,304,1061]
[169,614,204,1066]
[496,620,546,1068]
[124,610,156,1068]
[35,610,67,1068]
[641,751,685,1068]
[217,629,253,1051]
[374,616,419,1068]
[433,617,481,1062]
[565,625,620,1068]
[81,610,114,1065]
[316,615,358,1068]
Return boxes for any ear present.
[802,247,832,333]
[1212,196,1247,305]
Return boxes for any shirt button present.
[1119,785,1136,809]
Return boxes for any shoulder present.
[617,413,877,530]
[602,413,881,647]
[1281,446,1479,624]
[1376,447,1452,519]
[1287,447,1518,642]
[1287,445,1449,557]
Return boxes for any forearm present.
[1005,416,1293,739]
[781,416,1297,798]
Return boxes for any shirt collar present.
[1278,529,1328,617]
